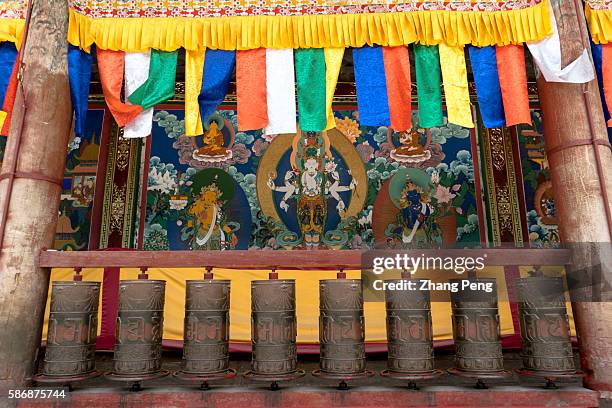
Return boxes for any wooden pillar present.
[0,0,72,390]
[537,0,612,392]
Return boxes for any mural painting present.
[143,108,483,250]
[517,110,560,247]
[55,108,106,250]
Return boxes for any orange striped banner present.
[236,48,268,131]
[495,45,531,127]
[382,46,411,132]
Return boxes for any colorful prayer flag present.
[68,45,93,138]
[265,49,297,136]
[469,46,505,128]
[439,44,473,129]
[124,51,154,138]
[198,49,236,126]
[236,48,268,131]
[496,45,531,127]
[353,46,391,127]
[127,50,178,110]
[295,48,326,132]
[382,46,412,132]
[185,50,205,136]
[414,44,443,128]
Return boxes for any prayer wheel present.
[175,279,236,386]
[381,278,442,387]
[448,277,509,386]
[313,277,372,387]
[244,278,304,388]
[36,281,101,383]
[516,276,581,386]
[107,280,169,385]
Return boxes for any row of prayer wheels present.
[35,269,582,391]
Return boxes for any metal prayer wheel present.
[381,278,442,387]
[448,278,509,385]
[181,279,230,373]
[516,276,580,384]
[245,278,304,387]
[107,280,169,384]
[37,281,100,382]
[314,278,372,385]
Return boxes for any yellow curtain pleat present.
[324,47,344,130]
[438,43,474,128]
[185,49,204,137]
[68,1,552,53]
[586,5,612,44]
[0,18,24,49]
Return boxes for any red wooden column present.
[537,0,612,392]
[0,0,73,390]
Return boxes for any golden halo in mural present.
[256,129,367,224]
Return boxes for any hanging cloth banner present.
[591,42,612,127]
[527,2,594,83]
[265,48,297,136]
[127,50,178,110]
[68,44,93,138]
[185,50,205,136]
[236,48,268,131]
[124,51,154,138]
[198,49,236,128]
[438,44,473,129]
[0,50,18,135]
[469,46,506,128]
[353,46,391,127]
[495,45,531,127]
[0,42,18,109]
[601,44,612,127]
[414,44,443,128]
[295,48,326,132]
[96,49,142,127]
[382,46,412,132]
[324,48,344,130]
[67,0,553,52]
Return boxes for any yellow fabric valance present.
[67,0,553,52]
[586,3,612,44]
[0,0,25,47]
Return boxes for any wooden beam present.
[38,249,572,269]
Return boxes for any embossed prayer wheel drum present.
[181,279,231,374]
[449,278,507,377]
[318,279,366,375]
[250,279,298,375]
[384,280,435,374]
[41,282,100,378]
[517,276,575,375]
[111,280,166,379]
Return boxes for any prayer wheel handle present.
[337,268,346,279]
[73,267,83,282]
[269,267,278,280]
[138,267,149,280]
[204,266,214,280]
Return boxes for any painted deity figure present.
[187,184,235,249]
[389,128,432,163]
[267,131,356,247]
[197,121,227,157]
[399,177,432,244]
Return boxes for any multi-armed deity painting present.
[143,108,483,250]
